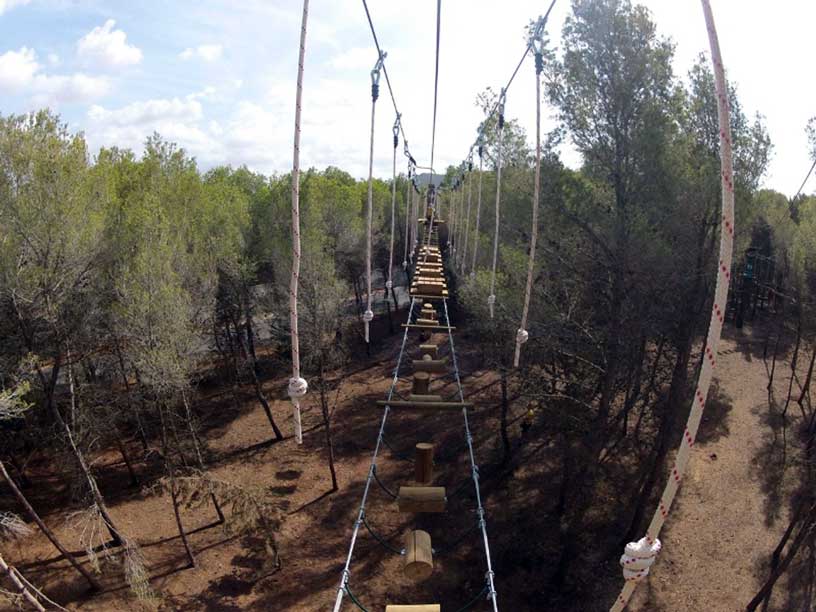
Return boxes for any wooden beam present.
[401,323,454,331]
[398,486,446,513]
[403,530,433,581]
[414,318,438,326]
[385,606,440,612]
[376,399,470,409]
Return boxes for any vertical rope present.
[471,146,484,276]
[488,91,506,318]
[364,52,385,344]
[387,115,400,296]
[287,0,310,444]
[610,1,734,608]
[513,30,545,368]
[461,162,473,274]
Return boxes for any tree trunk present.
[233,321,284,440]
[500,368,511,464]
[116,438,139,487]
[0,460,102,591]
[181,391,225,524]
[319,359,339,492]
[746,504,816,611]
[114,340,149,453]
[623,340,692,545]
[0,551,47,611]
[242,284,259,375]
[782,314,803,417]
[797,342,816,416]
[158,405,195,568]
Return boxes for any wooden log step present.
[419,344,438,358]
[420,309,437,320]
[403,530,433,581]
[414,443,434,485]
[386,607,440,612]
[397,486,446,513]
[415,318,438,326]
[376,399,470,409]
[411,372,430,395]
[412,358,447,373]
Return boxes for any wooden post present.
[414,443,434,484]
[403,530,433,581]
[412,372,431,395]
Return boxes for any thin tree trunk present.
[114,338,149,453]
[783,315,803,417]
[233,321,284,440]
[500,368,511,463]
[180,391,225,524]
[0,460,101,591]
[0,551,47,611]
[797,343,816,416]
[158,405,195,568]
[115,438,139,487]
[746,504,816,611]
[319,358,339,492]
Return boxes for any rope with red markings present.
[287,0,310,444]
[610,1,734,608]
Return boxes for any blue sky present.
[1,1,813,196]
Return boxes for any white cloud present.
[0,46,109,104]
[88,96,203,127]
[47,53,60,67]
[179,44,223,62]
[0,47,38,91]
[77,19,142,69]
[0,0,29,16]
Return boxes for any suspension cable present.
[360,0,422,168]
[428,0,442,176]
[442,297,499,610]
[332,298,419,612]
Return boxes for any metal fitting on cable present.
[478,144,484,159]
[393,113,400,149]
[497,88,506,130]
[371,50,386,102]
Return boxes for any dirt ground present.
[2,319,800,611]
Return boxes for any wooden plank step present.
[386,606,440,612]
[415,318,438,326]
[412,358,447,373]
[397,486,446,513]
[419,344,438,358]
[401,323,454,331]
[376,399,470,409]
[410,294,447,301]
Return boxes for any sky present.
[0,0,813,196]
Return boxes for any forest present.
[2,0,816,610]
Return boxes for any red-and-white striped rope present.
[287,0,310,445]
[611,1,734,608]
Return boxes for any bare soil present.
[2,319,799,611]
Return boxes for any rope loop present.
[363,309,374,323]
[288,376,308,400]
[620,537,662,582]
[370,50,386,101]
[516,328,529,344]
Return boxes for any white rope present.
[403,167,411,269]
[471,145,484,277]
[364,51,386,344]
[488,90,506,318]
[287,0,309,445]
[460,161,473,274]
[610,1,734,608]
[387,115,400,295]
[513,27,545,368]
